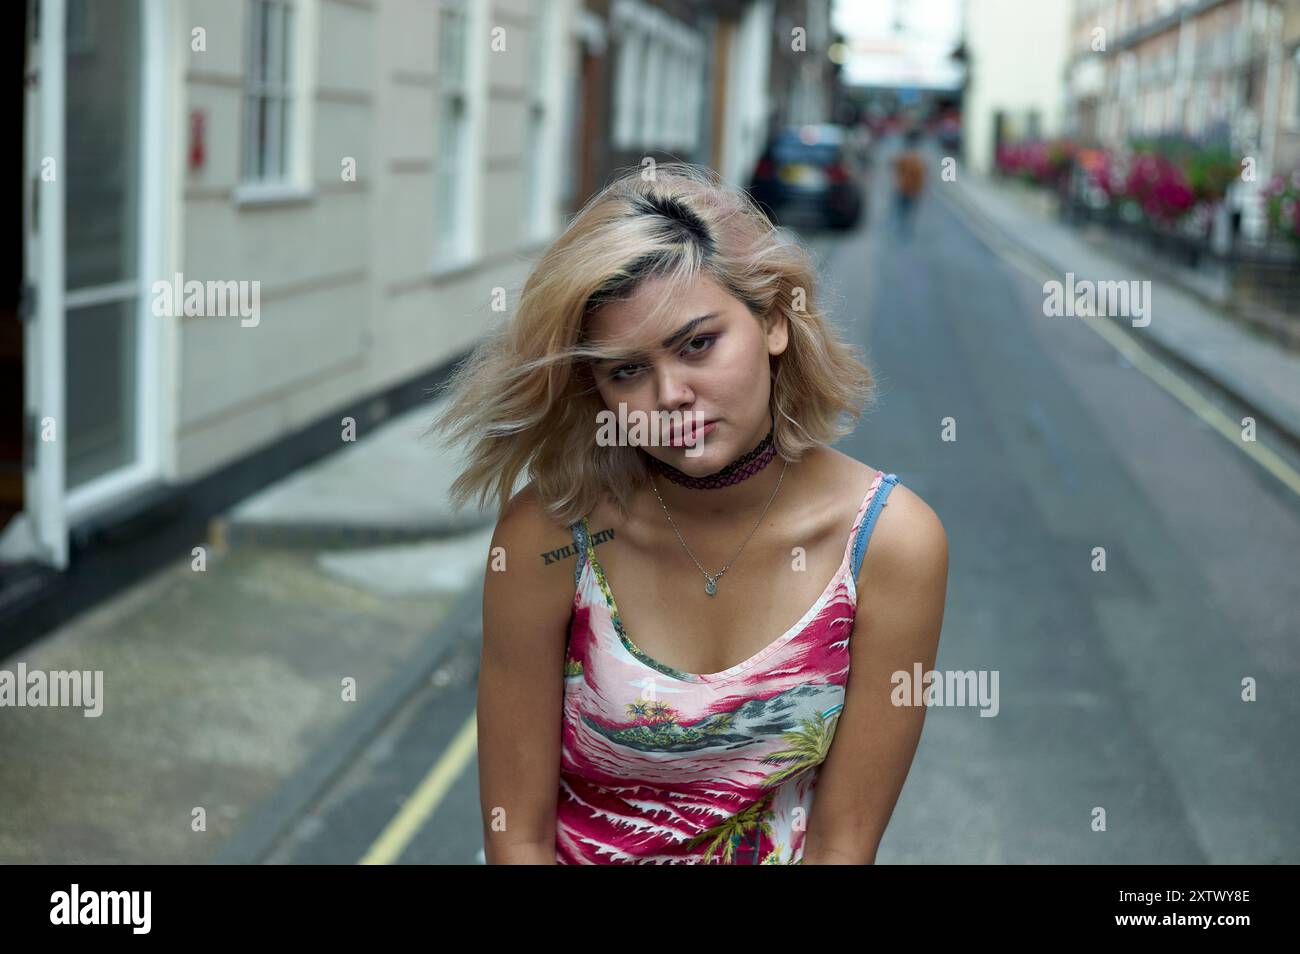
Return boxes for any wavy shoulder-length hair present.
[423,161,877,528]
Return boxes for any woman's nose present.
[653,366,693,408]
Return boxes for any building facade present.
[7,0,841,580]
[961,0,1075,175]
[11,0,578,570]
[1062,0,1300,237]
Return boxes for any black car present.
[746,124,866,230]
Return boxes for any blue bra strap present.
[570,519,589,590]
[850,473,900,582]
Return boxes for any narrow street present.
[260,138,1300,864]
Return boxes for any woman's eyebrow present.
[598,312,719,365]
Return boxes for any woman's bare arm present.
[477,482,577,864]
[801,484,949,864]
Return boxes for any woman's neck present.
[643,427,797,525]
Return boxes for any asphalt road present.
[263,141,1300,864]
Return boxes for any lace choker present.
[649,427,777,489]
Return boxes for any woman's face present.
[587,272,788,475]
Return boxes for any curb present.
[0,351,473,661]
[207,571,485,864]
[1063,212,1300,353]
[207,513,495,552]
[938,182,1300,456]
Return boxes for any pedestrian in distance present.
[892,128,927,240]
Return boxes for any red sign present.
[189,110,206,171]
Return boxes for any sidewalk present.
[0,397,498,863]
[942,172,1300,450]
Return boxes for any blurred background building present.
[5,0,1299,607]
[962,0,1073,175]
[5,0,840,585]
[1062,0,1300,237]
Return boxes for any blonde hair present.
[423,161,877,528]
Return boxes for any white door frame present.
[24,0,68,569]
[23,0,168,569]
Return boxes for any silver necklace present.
[650,457,789,596]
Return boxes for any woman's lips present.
[668,420,716,447]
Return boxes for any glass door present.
[63,0,143,491]
[19,0,156,569]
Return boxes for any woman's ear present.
[764,308,790,358]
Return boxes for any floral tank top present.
[557,469,901,864]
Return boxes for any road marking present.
[938,186,1300,500]
[359,711,478,864]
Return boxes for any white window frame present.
[666,47,682,149]
[615,29,644,148]
[644,36,664,145]
[237,0,316,204]
[1290,50,1300,129]
[522,2,548,237]
[243,0,293,182]
[432,0,485,272]
[682,56,695,152]
[435,0,469,265]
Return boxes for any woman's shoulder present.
[809,446,880,505]
[814,447,946,578]
[497,480,571,534]
[492,481,588,585]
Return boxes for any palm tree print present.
[758,705,842,787]
[608,701,740,748]
[684,791,777,864]
[682,704,844,863]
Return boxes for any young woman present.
[428,162,948,864]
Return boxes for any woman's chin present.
[653,443,722,472]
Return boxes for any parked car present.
[746,124,866,231]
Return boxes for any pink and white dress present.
[556,469,900,864]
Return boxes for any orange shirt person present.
[891,131,926,237]
[893,151,925,197]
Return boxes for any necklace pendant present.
[704,576,717,596]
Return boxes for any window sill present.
[232,182,317,207]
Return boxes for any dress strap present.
[850,472,900,581]
[569,518,590,592]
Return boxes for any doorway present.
[7,0,164,572]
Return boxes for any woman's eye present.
[609,363,643,382]
[608,336,716,383]
[683,334,717,355]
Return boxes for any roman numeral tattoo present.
[539,527,614,564]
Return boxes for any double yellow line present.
[359,713,478,864]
